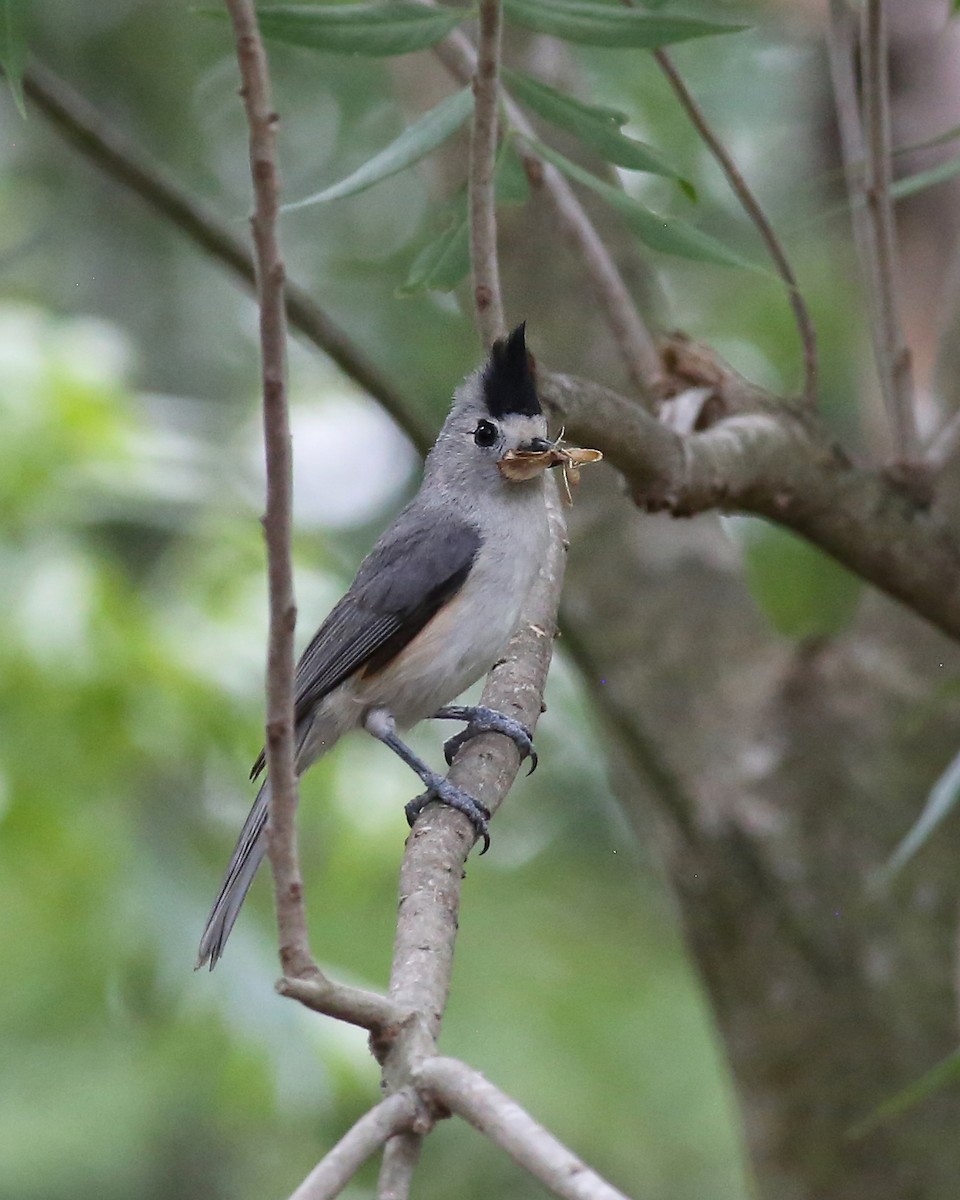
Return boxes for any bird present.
[197,323,556,968]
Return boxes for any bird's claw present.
[440,707,538,775]
[405,783,491,854]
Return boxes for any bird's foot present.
[405,777,491,854]
[435,705,538,775]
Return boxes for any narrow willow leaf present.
[0,0,27,118]
[502,67,693,197]
[399,144,529,295]
[876,747,960,884]
[891,153,960,202]
[252,3,464,57]
[283,88,472,211]
[502,0,746,49]
[527,135,759,270]
[397,211,470,295]
[494,139,530,207]
[847,1049,960,1139]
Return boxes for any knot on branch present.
[881,458,936,512]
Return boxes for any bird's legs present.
[432,704,537,774]
[363,707,490,851]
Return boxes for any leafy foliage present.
[252,3,465,57]
[0,0,26,117]
[502,0,746,49]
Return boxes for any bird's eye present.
[473,420,499,448]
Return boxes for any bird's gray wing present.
[249,513,482,780]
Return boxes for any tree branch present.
[543,346,960,643]
[275,975,407,1034]
[374,485,569,1187]
[225,0,311,978]
[29,60,960,647]
[827,0,917,458]
[428,19,663,399]
[415,1056,632,1200]
[287,1091,418,1200]
[469,0,506,345]
[21,60,430,453]
[860,0,917,457]
[651,46,818,407]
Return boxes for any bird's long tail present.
[196,779,270,970]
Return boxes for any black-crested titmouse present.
[197,324,555,968]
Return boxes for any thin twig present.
[225,0,312,979]
[376,1132,423,1200]
[288,1092,418,1200]
[21,61,430,453]
[469,0,506,345]
[652,46,818,407]
[416,1057,633,1200]
[428,19,663,400]
[276,975,408,1034]
[860,0,917,457]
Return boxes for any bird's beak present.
[517,438,554,455]
[497,439,562,481]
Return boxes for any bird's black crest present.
[482,323,540,419]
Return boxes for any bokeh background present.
[4,1,960,1198]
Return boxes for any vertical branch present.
[860,0,917,456]
[828,0,917,458]
[225,0,314,979]
[469,0,506,346]
[652,47,819,407]
[429,25,663,399]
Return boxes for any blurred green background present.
[0,0,895,1196]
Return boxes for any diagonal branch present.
[651,46,818,407]
[469,0,506,345]
[224,0,310,978]
[21,60,431,453]
[415,1056,632,1200]
[375,485,569,1195]
[542,347,960,643]
[287,1091,419,1200]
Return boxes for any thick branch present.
[416,1057,632,1200]
[375,486,568,1182]
[469,0,506,345]
[22,60,430,452]
[652,47,818,407]
[860,0,917,456]
[225,0,311,978]
[288,1091,418,1200]
[542,347,960,643]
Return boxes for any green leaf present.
[397,210,470,296]
[847,1049,960,1139]
[502,0,746,49]
[283,88,473,211]
[526,134,758,269]
[398,143,529,295]
[0,0,28,119]
[502,67,693,197]
[493,138,531,207]
[735,519,863,640]
[891,153,960,202]
[874,748,960,885]
[253,3,465,57]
